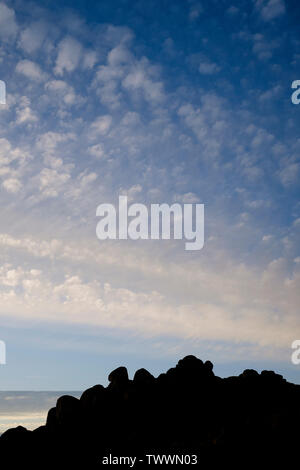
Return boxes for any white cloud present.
[251,127,274,148]
[262,235,273,242]
[36,131,75,157]
[108,44,133,66]
[93,41,165,108]
[0,3,18,41]
[16,107,37,125]
[173,192,200,203]
[16,96,38,124]
[45,80,78,105]
[18,21,47,53]
[88,143,106,159]
[2,178,22,193]
[199,60,220,75]
[122,59,164,103]
[0,138,30,167]
[255,0,285,21]
[90,115,112,136]
[16,60,46,82]
[120,184,142,202]
[252,33,279,60]
[259,85,281,102]
[95,73,122,108]
[177,94,228,160]
[0,6,298,367]
[38,168,71,198]
[242,165,264,181]
[83,50,98,69]
[65,170,97,200]
[293,218,300,227]
[0,265,25,287]
[0,234,299,357]
[247,199,270,209]
[120,111,140,127]
[54,36,82,75]
[278,163,299,187]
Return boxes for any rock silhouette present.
[0,355,299,467]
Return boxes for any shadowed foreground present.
[0,355,299,467]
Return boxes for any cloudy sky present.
[0,391,81,433]
[0,0,300,392]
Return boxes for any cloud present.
[120,184,142,202]
[0,234,299,357]
[0,138,30,167]
[177,94,228,160]
[122,58,165,103]
[278,163,299,187]
[173,192,200,203]
[0,2,299,371]
[252,33,279,60]
[16,60,46,81]
[189,3,203,21]
[36,131,76,158]
[226,6,239,15]
[88,143,106,159]
[94,66,123,108]
[199,60,221,75]
[247,199,271,209]
[2,178,22,193]
[259,85,281,102]
[38,167,71,198]
[54,36,83,75]
[0,3,18,42]
[18,21,48,53]
[90,115,112,137]
[93,41,165,108]
[15,96,38,125]
[45,80,78,105]
[83,50,98,69]
[292,218,300,227]
[65,170,97,200]
[255,0,285,21]
[262,235,273,242]
[108,44,133,66]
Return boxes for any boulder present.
[133,368,155,385]
[56,395,81,428]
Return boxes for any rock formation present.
[0,355,299,466]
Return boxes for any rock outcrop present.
[0,355,299,467]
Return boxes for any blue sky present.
[0,0,300,391]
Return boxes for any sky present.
[0,0,300,395]
[0,391,81,433]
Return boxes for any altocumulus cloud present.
[0,0,299,370]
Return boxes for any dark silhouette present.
[0,355,299,467]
